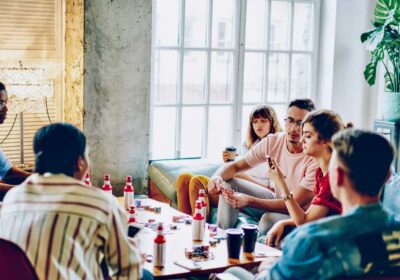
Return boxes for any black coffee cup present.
[225,146,237,162]
[226,228,244,259]
[241,224,258,253]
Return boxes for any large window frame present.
[150,0,320,160]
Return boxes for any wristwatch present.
[282,192,293,201]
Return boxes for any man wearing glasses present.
[209,99,318,234]
[0,82,31,200]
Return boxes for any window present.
[150,0,319,159]
[0,0,62,165]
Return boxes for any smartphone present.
[127,223,143,238]
[266,156,274,169]
[174,259,202,270]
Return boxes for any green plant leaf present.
[364,61,378,86]
[385,71,394,91]
[362,26,385,51]
[375,0,399,25]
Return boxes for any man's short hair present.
[34,123,86,177]
[0,82,5,91]
[288,98,315,112]
[332,129,394,197]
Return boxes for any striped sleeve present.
[104,199,141,280]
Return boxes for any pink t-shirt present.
[244,132,318,196]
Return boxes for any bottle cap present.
[126,176,132,183]
[104,174,110,181]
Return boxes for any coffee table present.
[117,197,281,279]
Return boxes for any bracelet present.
[282,192,293,201]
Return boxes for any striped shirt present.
[0,173,142,280]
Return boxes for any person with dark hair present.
[221,129,400,279]
[209,98,318,233]
[266,109,351,247]
[0,123,148,279]
[0,81,31,200]
[287,98,316,112]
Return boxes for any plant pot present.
[383,91,400,122]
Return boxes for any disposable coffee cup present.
[241,224,258,253]
[225,146,237,162]
[226,228,244,259]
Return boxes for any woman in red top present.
[266,109,350,247]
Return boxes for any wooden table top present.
[117,197,282,279]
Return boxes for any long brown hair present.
[247,104,282,149]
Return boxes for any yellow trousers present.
[176,173,219,220]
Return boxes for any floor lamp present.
[0,66,53,166]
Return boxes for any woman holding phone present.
[266,109,351,247]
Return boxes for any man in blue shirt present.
[0,82,31,200]
[222,129,400,279]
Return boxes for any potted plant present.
[361,0,400,121]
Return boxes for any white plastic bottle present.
[153,223,166,267]
[124,175,135,209]
[192,201,205,242]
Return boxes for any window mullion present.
[311,0,321,104]
[264,0,272,103]
[176,0,186,158]
[286,0,295,103]
[234,0,246,148]
[203,0,213,158]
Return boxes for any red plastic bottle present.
[124,176,135,210]
[84,172,92,186]
[153,223,166,267]
[102,174,113,196]
[192,200,205,242]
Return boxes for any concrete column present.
[64,0,84,129]
[83,0,152,193]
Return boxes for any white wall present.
[317,0,378,128]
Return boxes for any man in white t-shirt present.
[209,99,318,232]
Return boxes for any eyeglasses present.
[284,117,302,128]
[0,100,7,110]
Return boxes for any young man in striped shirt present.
[0,123,148,279]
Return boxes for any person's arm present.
[266,219,296,247]
[224,185,313,213]
[267,229,324,280]
[234,172,271,189]
[3,167,31,185]
[248,186,313,213]
[208,159,252,193]
[104,203,142,279]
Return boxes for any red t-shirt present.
[311,168,342,215]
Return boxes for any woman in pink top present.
[266,109,351,247]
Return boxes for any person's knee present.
[176,173,193,192]
[258,213,278,235]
